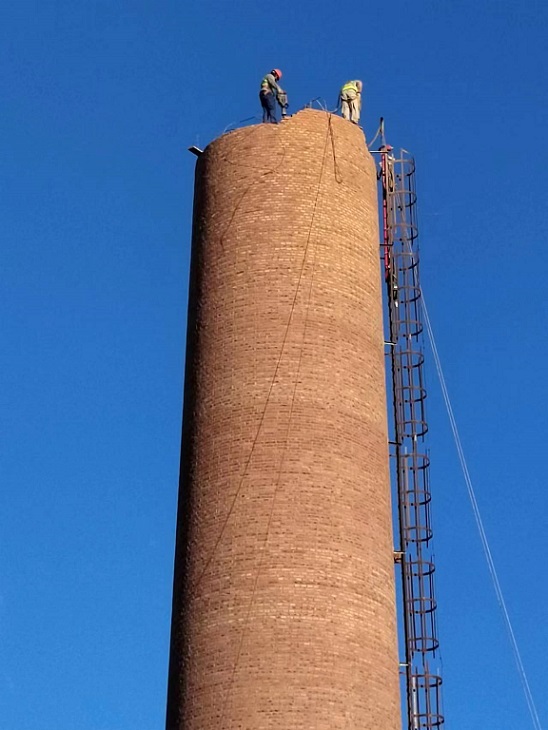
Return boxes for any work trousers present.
[341,90,361,123]
[259,90,277,123]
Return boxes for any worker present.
[260,69,287,123]
[378,144,395,191]
[339,80,363,124]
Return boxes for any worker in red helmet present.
[259,68,288,123]
[339,79,363,124]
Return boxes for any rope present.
[420,288,543,730]
[217,116,333,724]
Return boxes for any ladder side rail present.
[385,150,444,730]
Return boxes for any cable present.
[391,153,541,726]
[217,116,333,724]
[420,289,543,730]
[223,116,260,133]
[367,123,382,150]
[191,117,332,596]
[327,114,343,184]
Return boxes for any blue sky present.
[1,1,547,728]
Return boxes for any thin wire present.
[420,288,543,730]
[190,186,306,591]
[191,118,332,595]
[218,116,333,724]
[367,122,382,150]
[222,116,260,133]
[327,114,343,184]
[219,149,286,248]
[305,97,328,111]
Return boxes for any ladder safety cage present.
[378,142,444,730]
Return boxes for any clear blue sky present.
[2,1,547,728]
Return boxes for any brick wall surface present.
[167,109,401,730]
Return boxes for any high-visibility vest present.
[261,75,273,91]
[341,80,359,94]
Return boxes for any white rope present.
[420,290,543,730]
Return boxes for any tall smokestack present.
[167,109,401,729]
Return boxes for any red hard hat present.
[272,68,282,79]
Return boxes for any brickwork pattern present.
[167,109,401,730]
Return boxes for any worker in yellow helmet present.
[339,80,363,124]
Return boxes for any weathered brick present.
[167,109,401,730]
